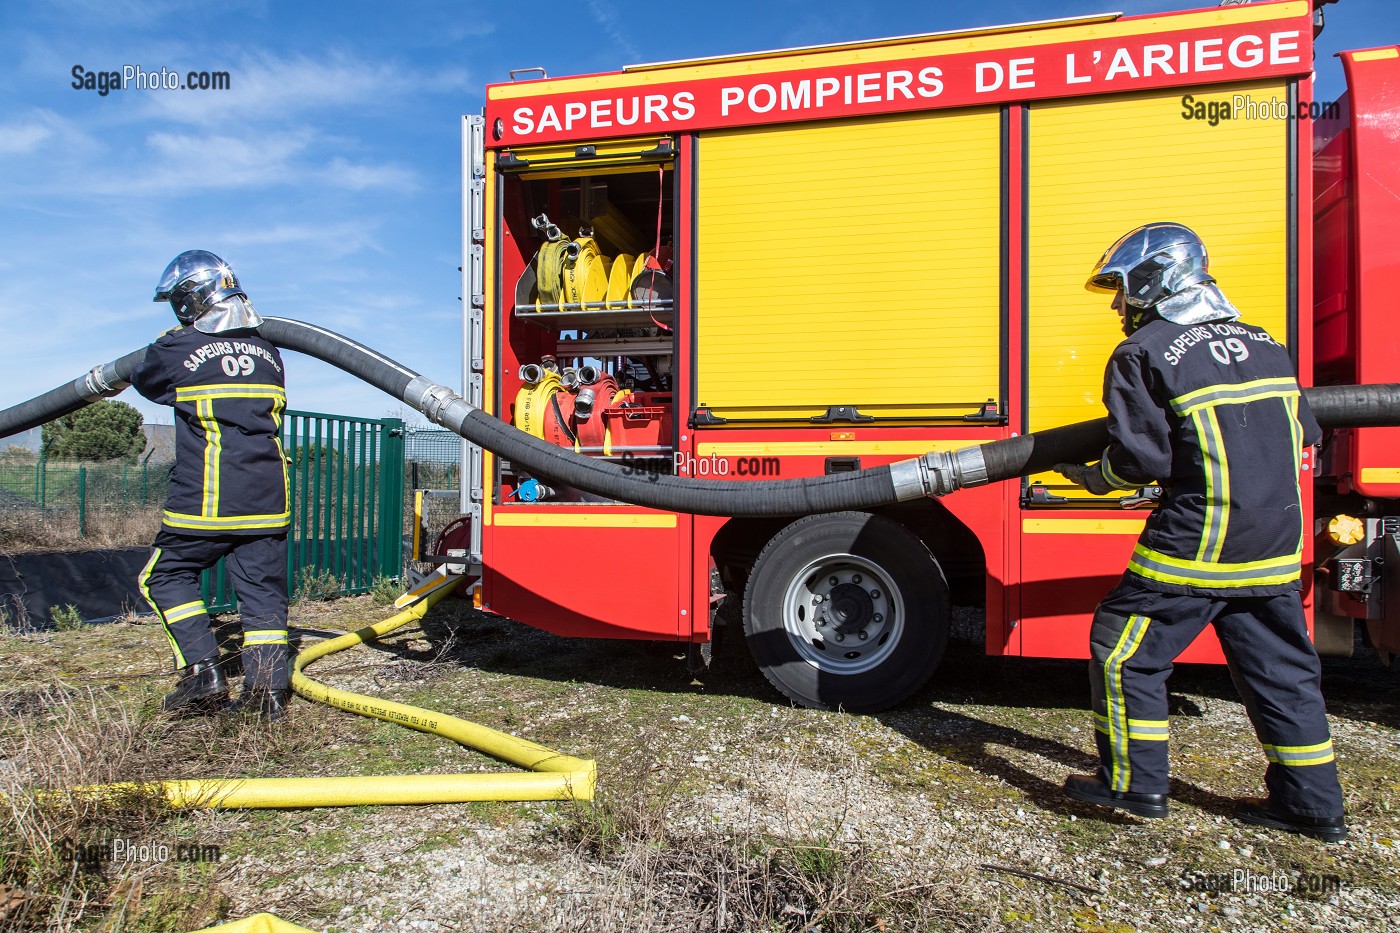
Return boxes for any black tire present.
[742,511,950,712]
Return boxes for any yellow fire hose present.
[192,914,321,933]
[514,368,561,439]
[39,572,595,809]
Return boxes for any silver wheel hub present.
[782,553,903,675]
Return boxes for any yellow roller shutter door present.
[696,109,1003,422]
[1026,81,1291,492]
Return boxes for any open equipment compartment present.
[494,137,678,504]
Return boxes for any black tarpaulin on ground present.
[0,547,153,629]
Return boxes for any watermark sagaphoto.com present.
[1182,92,1341,126]
[1179,869,1344,896]
[60,837,223,868]
[72,65,230,96]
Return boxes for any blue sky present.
[1,0,1394,428]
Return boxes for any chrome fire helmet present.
[153,250,262,334]
[1089,223,1214,310]
[1089,224,1241,335]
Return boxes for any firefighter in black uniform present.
[1054,223,1346,842]
[133,250,292,720]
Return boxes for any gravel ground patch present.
[3,598,1398,932]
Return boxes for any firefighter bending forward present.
[133,250,293,721]
[1054,224,1346,842]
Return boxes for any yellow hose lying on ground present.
[192,914,321,933]
[64,571,596,808]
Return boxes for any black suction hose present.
[255,318,900,516]
[970,383,1400,484]
[3,317,1400,515]
[0,348,149,436]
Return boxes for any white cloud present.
[0,110,97,158]
[73,129,313,195]
[585,0,642,63]
[53,130,412,198]
[39,0,266,27]
[133,50,471,127]
[324,156,417,192]
[219,221,384,258]
[0,121,52,155]
[0,29,472,421]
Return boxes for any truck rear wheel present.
[742,512,949,712]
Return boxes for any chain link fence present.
[0,456,169,551]
[403,427,465,562]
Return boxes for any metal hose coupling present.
[75,362,130,402]
[887,446,992,500]
[575,387,596,420]
[405,376,474,430]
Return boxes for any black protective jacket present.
[1093,316,1320,597]
[132,326,290,536]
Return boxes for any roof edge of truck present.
[618,12,1123,74]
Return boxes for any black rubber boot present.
[162,659,230,717]
[234,687,293,722]
[1235,798,1347,843]
[1063,773,1169,818]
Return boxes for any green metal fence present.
[203,411,405,611]
[0,409,405,612]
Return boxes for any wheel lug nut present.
[816,617,827,628]
[829,576,839,586]
[870,590,881,599]
[813,595,823,603]
[858,631,868,640]
[852,574,862,584]
[873,613,883,623]
[835,633,845,642]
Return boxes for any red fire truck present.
[430,0,1399,712]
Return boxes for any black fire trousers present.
[1089,577,1344,819]
[139,530,290,692]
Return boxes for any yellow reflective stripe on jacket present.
[1169,377,1300,416]
[1099,449,1138,490]
[1094,713,1169,741]
[175,383,287,402]
[1128,544,1301,589]
[138,547,187,668]
[242,629,289,647]
[197,398,222,517]
[1193,407,1230,564]
[272,394,290,514]
[164,510,291,531]
[1104,613,1152,792]
[163,600,209,625]
[173,383,288,526]
[1263,740,1335,767]
[1287,394,1306,554]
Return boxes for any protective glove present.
[1054,462,1112,496]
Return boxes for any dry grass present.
[0,663,324,931]
[0,508,161,554]
[1,685,181,929]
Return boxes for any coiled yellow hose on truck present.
[42,572,595,808]
[560,236,607,306]
[514,368,561,439]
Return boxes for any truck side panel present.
[1333,49,1400,498]
[1015,78,1300,661]
[694,109,1003,423]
